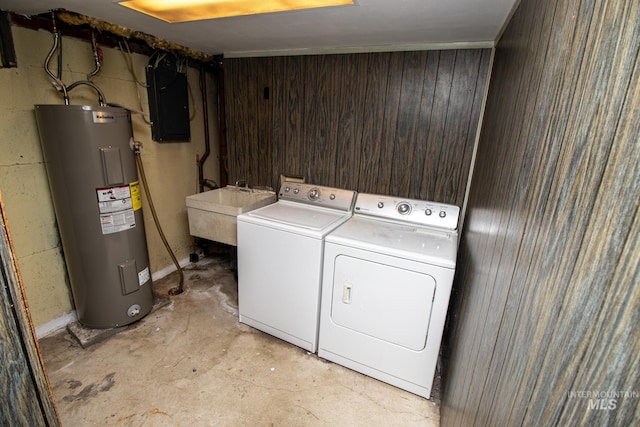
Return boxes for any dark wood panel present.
[225,58,251,184]
[333,53,368,189]
[443,3,560,421]
[224,49,491,205]
[271,56,286,187]
[243,57,261,186]
[438,49,487,206]
[448,0,562,424]
[392,51,428,197]
[375,52,405,197]
[421,50,455,201]
[305,55,336,186]
[413,50,439,200]
[356,52,392,192]
[255,57,273,188]
[283,56,306,182]
[442,0,640,426]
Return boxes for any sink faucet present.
[235,179,250,191]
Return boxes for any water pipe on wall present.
[44,12,68,104]
[215,57,228,188]
[197,62,212,193]
[44,12,106,106]
[87,31,102,81]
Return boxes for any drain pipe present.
[215,57,229,187]
[131,140,184,296]
[198,63,210,193]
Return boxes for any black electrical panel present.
[146,52,190,142]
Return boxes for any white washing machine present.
[237,182,356,353]
[317,193,459,398]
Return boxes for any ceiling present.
[0,0,518,57]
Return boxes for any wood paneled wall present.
[442,0,640,425]
[224,49,491,206]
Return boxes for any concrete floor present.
[39,251,440,426]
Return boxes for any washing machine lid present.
[326,216,458,268]
[240,200,352,234]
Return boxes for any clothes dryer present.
[318,193,459,398]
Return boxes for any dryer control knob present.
[397,203,411,215]
[425,208,432,216]
[308,188,320,200]
[284,186,291,193]
[330,194,336,200]
[377,202,384,208]
[439,211,447,218]
[293,188,299,194]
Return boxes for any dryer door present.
[330,255,436,351]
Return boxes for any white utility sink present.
[186,186,276,246]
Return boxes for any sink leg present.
[231,246,238,281]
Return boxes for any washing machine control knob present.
[308,188,320,200]
[330,194,336,200]
[439,211,447,218]
[293,188,299,194]
[284,186,291,193]
[425,208,432,216]
[397,202,411,215]
[377,202,384,208]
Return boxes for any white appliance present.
[317,193,459,398]
[237,182,356,353]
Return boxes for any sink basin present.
[186,186,276,246]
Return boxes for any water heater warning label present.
[97,185,136,234]
[130,181,142,211]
